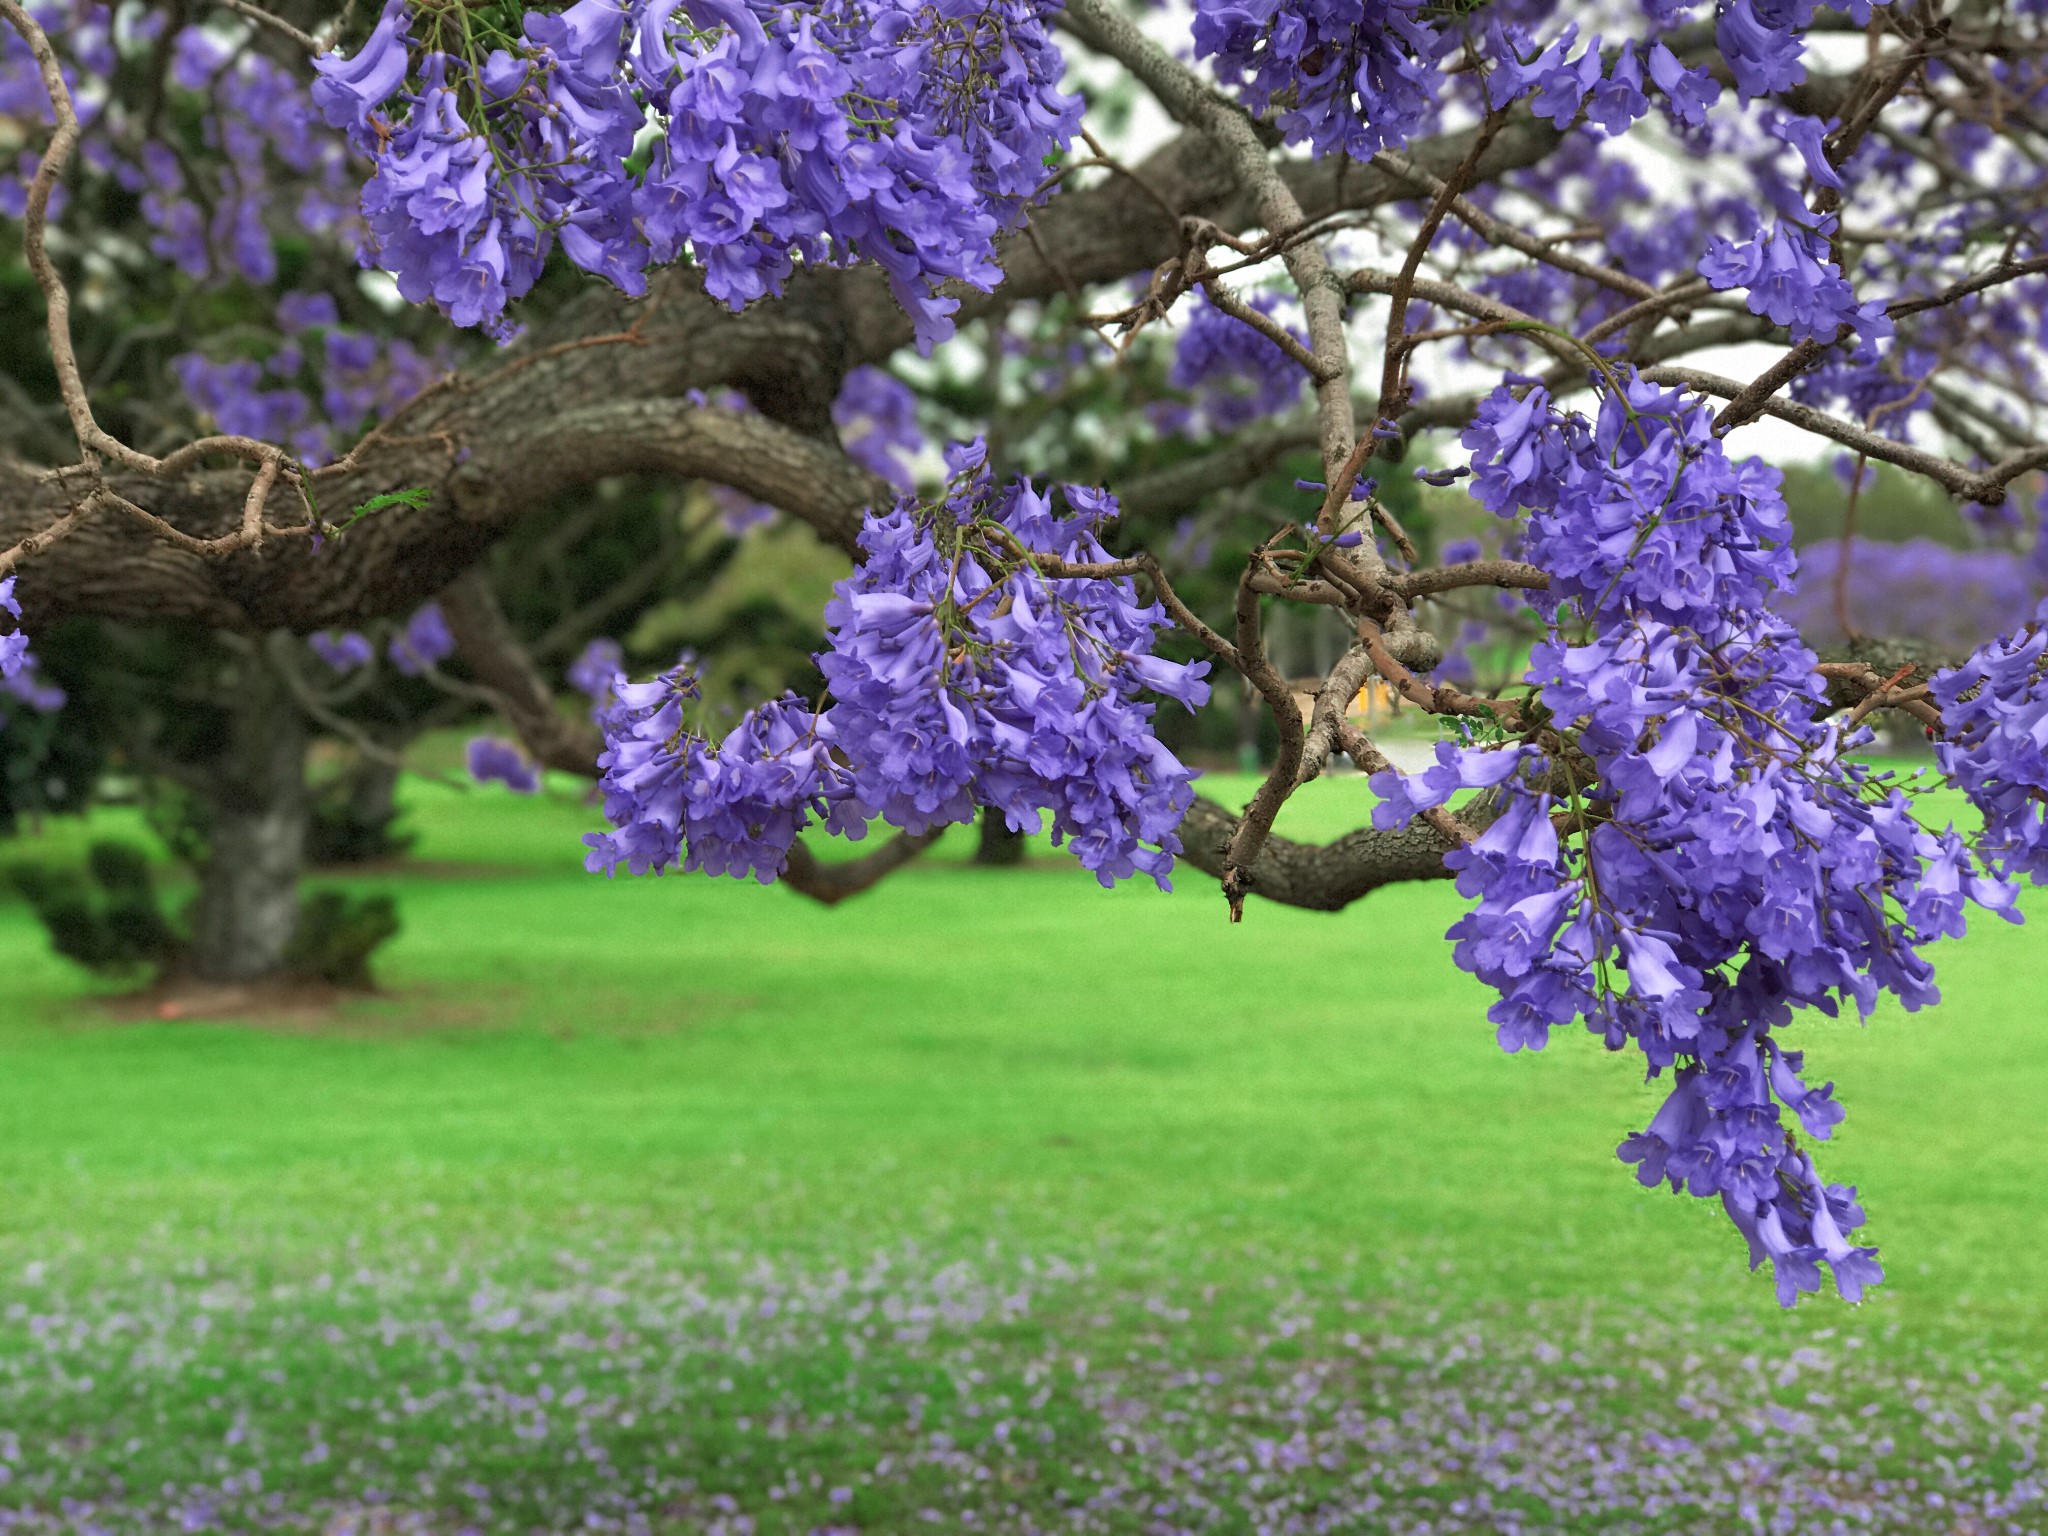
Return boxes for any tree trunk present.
[308,749,409,866]
[190,643,308,982]
[346,756,401,832]
[973,809,1027,866]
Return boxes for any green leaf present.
[334,486,433,534]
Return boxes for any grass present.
[0,764,2044,1531]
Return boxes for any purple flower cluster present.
[817,445,1208,884]
[3,3,359,284]
[312,0,1080,345]
[1775,538,2039,654]
[1700,217,1893,347]
[1,3,104,222]
[310,630,376,673]
[1487,28,1654,137]
[1790,342,1939,430]
[1189,6,1722,161]
[132,40,354,285]
[388,604,455,677]
[1714,0,1893,103]
[567,637,625,703]
[833,366,924,491]
[467,736,543,793]
[584,675,863,881]
[1191,0,1437,159]
[0,575,62,712]
[1458,374,1798,632]
[312,0,572,335]
[63,9,352,277]
[1933,601,2048,884]
[173,292,448,464]
[0,576,27,683]
[1159,291,1307,437]
[1491,30,1717,137]
[587,443,1209,888]
[1375,372,2021,1306]
[173,352,323,463]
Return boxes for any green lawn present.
[0,766,2042,1532]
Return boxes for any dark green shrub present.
[88,841,184,966]
[283,891,402,989]
[7,840,185,977]
[306,760,416,866]
[8,842,401,990]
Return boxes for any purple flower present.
[1,661,65,713]
[1370,739,1529,831]
[1934,599,2048,884]
[1797,1155,1884,1303]
[1193,0,1438,159]
[1646,41,1720,128]
[468,735,542,794]
[1619,1070,1707,1187]
[171,26,230,90]
[1164,291,1308,436]
[568,638,624,701]
[833,367,923,491]
[1698,218,1891,347]
[1529,39,1603,129]
[309,0,414,133]
[0,575,57,710]
[1584,45,1649,137]
[389,603,454,677]
[1773,112,1844,190]
[1716,0,1811,101]
[310,630,374,673]
[1,575,32,683]
[1426,367,2002,1307]
[1767,1046,1846,1140]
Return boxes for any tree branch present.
[1174,794,1464,911]
[438,569,606,776]
[780,833,948,906]
[438,567,943,903]
[1642,365,2048,504]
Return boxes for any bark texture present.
[1,116,1562,631]
[189,645,308,981]
[1173,792,1462,912]
[973,812,1028,867]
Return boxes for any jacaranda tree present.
[5,0,2048,1310]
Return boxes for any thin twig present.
[0,1,324,572]
[209,0,322,53]
[1370,150,1657,303]
[1646,364,2048,504]
[1219,539,1308,920]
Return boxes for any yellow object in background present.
[1350,678,1399,722]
